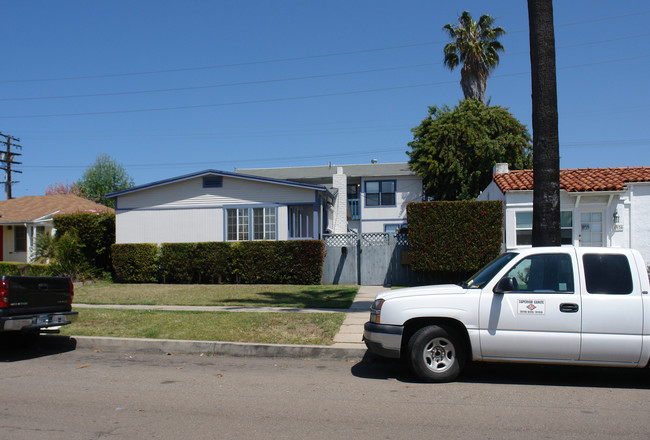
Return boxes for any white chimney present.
[493,163,509,175]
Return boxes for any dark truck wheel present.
[407,325,465,383]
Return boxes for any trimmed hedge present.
[111,243,159,283]
[54,212,115,273]
[160,242,232,283]
[233,240,325,284]
[407,201,503,280]
[112,240,325,285]
[0,262,56,276]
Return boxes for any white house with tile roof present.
[477,164,650,262]
[0,194,114,263]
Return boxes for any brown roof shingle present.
[494,167,650,193]
[0,194,114,223]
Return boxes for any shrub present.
[54,212,115,274]
[0,262,56,276]
[159,242,232,283]
[111,243,159,283]
[232,240,324,284]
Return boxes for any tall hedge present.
[407,201,503,277]
[54,212,115,273]
[111,243,159,283]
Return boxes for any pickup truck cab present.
[364,247,650,382]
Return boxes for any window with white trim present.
[253,207,276,240]
[226,207,277,241]
[365,180,396,206]
[515,211,573,246]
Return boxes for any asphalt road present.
[2,338,650,440]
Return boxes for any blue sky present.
[2,1,648,198]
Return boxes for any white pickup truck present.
[364,246,650,382]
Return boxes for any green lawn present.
[74,282,358,308]
[61,308,345,345]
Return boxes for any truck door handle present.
[560,303,579,313]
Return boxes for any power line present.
[1,9,648,85]
[19,137,649,171]
[2,54,648,120]
[3,32,649,103]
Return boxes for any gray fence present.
[322,233,429,286]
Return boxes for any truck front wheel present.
[407,325,465,383]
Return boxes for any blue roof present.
[106,169,328,199]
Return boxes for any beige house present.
[0,194,114,263]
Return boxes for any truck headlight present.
[369,298,385,324]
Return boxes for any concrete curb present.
[68,335,368,360]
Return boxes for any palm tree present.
[443,11,505,103]
[528,0,561,246]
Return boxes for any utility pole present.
[0,132,23,200]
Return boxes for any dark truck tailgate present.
[1,276,73,316]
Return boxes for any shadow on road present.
[0,334,77,362]
[352,355,650,389]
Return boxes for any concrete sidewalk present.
[69,285,388,360]
[331,285,385,349]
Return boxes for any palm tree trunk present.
[460,65,487,103]
[528,0,560,246]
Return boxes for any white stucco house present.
[108,163,423,244]
[477,164,650,263]
[238,162,422,234]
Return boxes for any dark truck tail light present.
[69,279,74,305]
[0,279,8,309]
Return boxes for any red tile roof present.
[0,194,114,223]
[494,167,650,193]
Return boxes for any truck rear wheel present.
[407,325,465,383]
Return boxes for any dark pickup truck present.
[0,275,78,335]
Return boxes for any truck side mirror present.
[494,277,517,294]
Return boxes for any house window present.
[347,184,359,200]
[384,223,407,233]
[365,180,396,207]
[253,207,276,240]
[227,207,276,241]
[227,208,249,241]
[515,211,573,246]
[288,205,313,238]
[14,225,27,252]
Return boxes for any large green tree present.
[528,0,560,246]
[77,154,134,208]
[407,99,532,201]
[443,11,505,103]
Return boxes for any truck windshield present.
[460,253,518,289]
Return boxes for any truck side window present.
[505,254,574,293]
[583,254,633,294]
